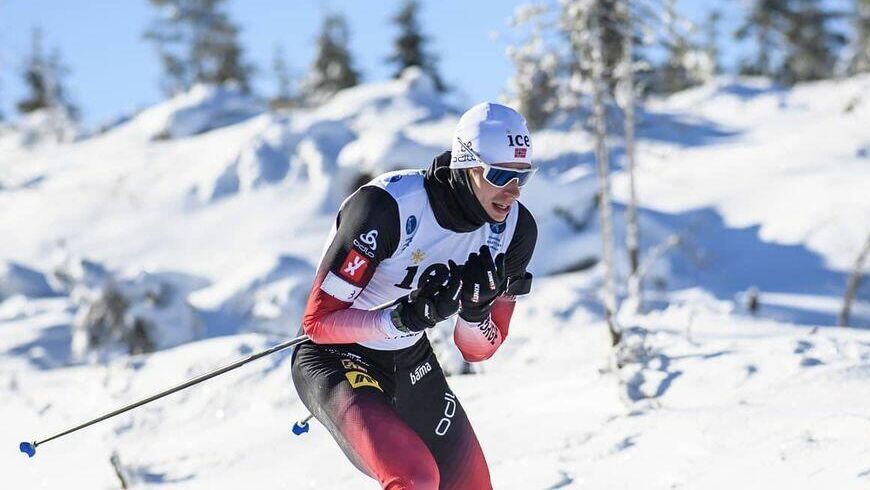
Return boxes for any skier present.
[291,102,538,489]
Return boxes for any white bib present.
[353,170,519,350]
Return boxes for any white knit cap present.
[450,102,533,169]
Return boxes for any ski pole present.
[19,333,310,458]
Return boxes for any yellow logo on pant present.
[345,371,383,391]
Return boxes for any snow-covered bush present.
[14,107,80,147]
[69,266,205,362]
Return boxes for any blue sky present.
[0,0,761,126]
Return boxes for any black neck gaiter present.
[423,151,495,233]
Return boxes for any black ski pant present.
[291,336,492,490]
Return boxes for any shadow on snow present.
[644,206,863,328]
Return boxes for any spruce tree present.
[269,44,296,109]
[849,0,870,73]
[388,0,446,92]
[144,0,253,95]
[705,10,722,75]
[17,27,77,119]
[303,13,360,103]
[735,0,790,77]
[778,0,845,83]
[17,28,51,114]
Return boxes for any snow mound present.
[125,83,263,140]
[192,68,457,205]
[189,254,314,337]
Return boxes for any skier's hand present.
[459,245,507,322]
[391,260,463,332]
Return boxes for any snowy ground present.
[1,73,869,489]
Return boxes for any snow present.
[1,73,869,489]
[0,261,56,300]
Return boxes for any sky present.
[0,0,757,127]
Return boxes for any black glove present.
[459,245,507,322]
[391,260,463,332]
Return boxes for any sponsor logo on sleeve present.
[339,250,370,283]
[514,147,527,158]
[359,230,378,249]
[477,317,499,345]
[345,371,383,391]
[352,229,379,258]
[386,174,403,183]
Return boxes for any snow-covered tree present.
[302,13,360,104]
[617,0,642,312]
[735,0,789,77]
[388,0,446,92]
[778,0,845,83]
[847,0,870,74]
[561,0,630,96]
[653,0,710,93]
[16,28,51,115]
[144,0,253,95]
[735,0,843,83]
[269,43,297,110]
[589,1,620,346]
[704,10,722,75]
[505,4,559,129]
[17,28,78,120]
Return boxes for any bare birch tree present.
[839,233,870,326]
[617,0,642,313]
[590,1,621,346]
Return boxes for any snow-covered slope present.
[1,73,869,489]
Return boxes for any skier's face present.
[468,162,528,222]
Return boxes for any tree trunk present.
[590,2,620,346]
[621,0,641,312]
[839,233,870,327]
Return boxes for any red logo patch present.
[339,249,369,283]
[514,147,527,158]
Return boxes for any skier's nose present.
[502,180,521,199]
